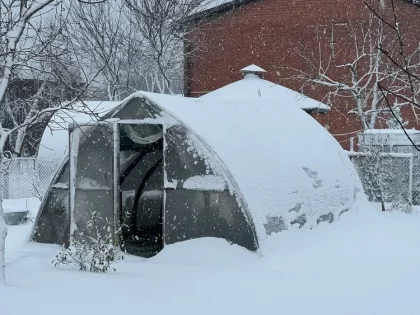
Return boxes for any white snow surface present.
[130,91,363,248]
[360,128,420,146]
[38,101,121,159]
[2,198,40,215]
[183,175,227,191]
[363,128,420,134]
[3,201,420,315]
[199,73,330,111]
[200,0,232,11]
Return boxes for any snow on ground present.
[2,198,40,214]
[1,200,420,315]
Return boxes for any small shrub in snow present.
[388,200,413,214]
[53,212,123,273]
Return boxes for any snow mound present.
[148,237,258,267]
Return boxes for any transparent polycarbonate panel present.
[164,189,257,251]
[55,160,70,184]
[113,98,160,120]
[119,123,163,152]
[73,190,113,240]
[32,156,71,244]
[121,124,162,145]
[70,125,114,241]
[164,125,213,186]
[32,188,69,245]
[72,126,113,189]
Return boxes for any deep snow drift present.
[1,200,420,315]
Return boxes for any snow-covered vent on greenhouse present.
[31,66,364,257]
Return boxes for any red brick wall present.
[185,0,420,150]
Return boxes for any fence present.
[3,153,420,204]
[349,152,420,205]
[1,157,62,200]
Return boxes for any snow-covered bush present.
[388,199,413,214]
[352,147,410,204]
[52,212,123,273]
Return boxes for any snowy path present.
[2,206,420,315]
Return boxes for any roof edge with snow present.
[185,0,258,24]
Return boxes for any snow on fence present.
[349,151,420,205]
[1,157,62,200]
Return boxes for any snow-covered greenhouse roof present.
[36,87,363,252]
[136,91,361,244]
[199,65,330,113]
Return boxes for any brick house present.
[184,0,420,150]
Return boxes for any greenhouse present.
[32,71,362,257]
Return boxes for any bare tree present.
[363,0,420,149]
[123,0,209,95]
[0,0,105,286]
[68,0,184,100]
[288,14,420,131]
[0,0,57,287]
[2,16,87,157]
[68,1,134,101]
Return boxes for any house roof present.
[187,0,257,22]
[199,66,330,113]
[189,0,419,23]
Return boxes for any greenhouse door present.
[117,121,164,257]
[68,123,119,243]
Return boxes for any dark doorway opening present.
[118,124,164,257]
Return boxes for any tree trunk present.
[13,128,26,157]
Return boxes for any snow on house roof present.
[359,128,420,146]
[203,0,232,10]
[240,64,266,73]
[131,91,363,248]
[362,128,420,134]
[38,100,122,159]
[187,0,256,21]
[199,69,330,112]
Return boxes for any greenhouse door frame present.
[68,121,120,243]
[68,119,165,246]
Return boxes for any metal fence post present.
[409,156,413,205]
[2,160,7,199]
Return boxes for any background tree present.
[288,13,420,131]
[123,0,209,95]
[0,0,103,286]
[363,0,420,143]
[69,1,132,101]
